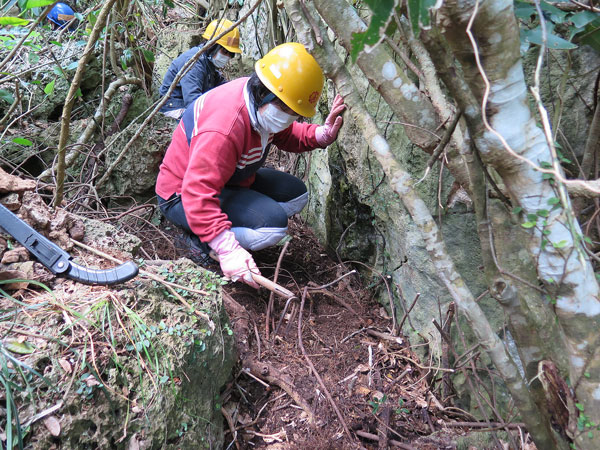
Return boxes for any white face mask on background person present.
[212,50,232,68]
[256,103,298,134]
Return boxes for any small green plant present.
[368,394,387,414]
[176,421,188,437]
[395,398,410,415]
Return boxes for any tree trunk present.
[436,0,600,447]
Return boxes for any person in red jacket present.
[156,43,345,287]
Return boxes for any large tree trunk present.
[435,0,600,448]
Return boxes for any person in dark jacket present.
[159,19,241,120]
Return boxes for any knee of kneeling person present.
[231,226,288,251]
[279,192,308,218]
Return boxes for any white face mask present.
[257,103,298,134]
[212,51,231,68]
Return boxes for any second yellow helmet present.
[255,43,324,117]
[202,19,241,54]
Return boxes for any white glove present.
[209,230,260,288]
[315,94,346,147]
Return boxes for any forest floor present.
[158,217,529,450]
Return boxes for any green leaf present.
[142,49,155,63]
[521,221,536,229]
[540,1,568,23]
[407,0,435,35]
[24,0,55,10]
[576,403,585,411]
[522,27,578,50]
[527,213,538,222]
[0,17,30,26]
[579,26,600,53]
[553,240,568,249]
[512,206,523,214]
[44,79,55,96]
[547,197,560,205]
[164,0,175,7]
[0,89,15,104]
[4,339,35,354]
[514,1,536,20]
[537,209,549,217]
[12,137,33,146]
[571,11,598,28]
[584,236,593,245]
[350,0,398,62]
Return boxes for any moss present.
[23,260,236,450]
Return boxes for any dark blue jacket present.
[159,45,225,113]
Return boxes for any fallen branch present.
[355,430,415,449]
[244,358,316,425]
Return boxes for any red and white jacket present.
[156,77,321,243]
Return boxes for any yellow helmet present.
[202,19,241,54]
[255,43,324,117]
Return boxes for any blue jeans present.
[158,168,308,250]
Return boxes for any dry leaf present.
[43,416,61,437]
[128,434,140,450]
[354,385,371,396]
[58,359,72,373]
[86,377,101,387]
[355,364,369,373]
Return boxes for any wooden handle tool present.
[251,273,295,298]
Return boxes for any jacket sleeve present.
[181,129,242,242]
[181,59,212,108]
[272,122,321,153]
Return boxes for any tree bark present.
[283,1,560,448]
[436,0,600,447]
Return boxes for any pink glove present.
[315,94,346,147]
[209,230,260,288]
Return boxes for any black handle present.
[65,261,139,285]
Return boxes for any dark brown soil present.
[161,217,462,450]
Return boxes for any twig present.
[366,329,404,345]
[266,240,290,340]
[22,401,63,428]
[221,406,240,450]
[307,269,356,290]
[398,293,420,331]
[355,430,415,449]
[443,421,526,429]
[242,368,270,388]
[298,287,352,439]
[416,112,462,185]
